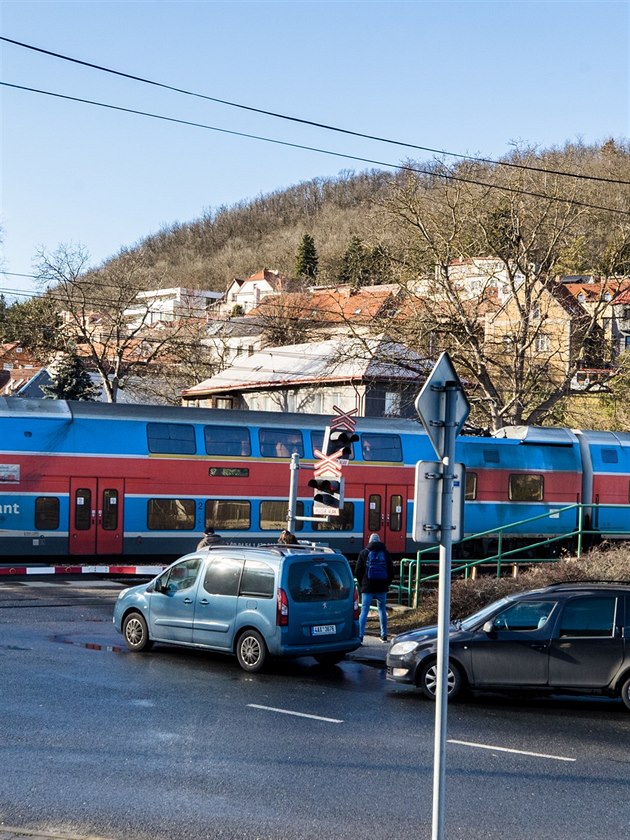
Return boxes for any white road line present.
[247,703,343,723]
[448,739,576,762]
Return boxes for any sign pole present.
[287,452,300,533]
[431,382,458,840]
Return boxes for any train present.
[1,396,630,563]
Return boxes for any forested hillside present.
[135,168,397,290]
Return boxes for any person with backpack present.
[354,533,395,643]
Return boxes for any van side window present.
[240,559,275,598]
[202,557,244,596]
[204,425,251,456]
[508,474,543,501]
[147,423,196,455]
[288,560,352,602]
[162,557,201,592]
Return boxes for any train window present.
[465,472,477,500]
[204,425,251,457]
[259,429,304,458]
[260,500,304,530]
[147,423,196,455]
[204,499,251,530]
[368,494,382,531]
[101,489,119,531]
[601,448,619,464]
[361,433,402,462]
[313,502,355,531]
[240,559,275,598]
[35,497,59,530]
[202,557,243,597]
[389,495,403,532]
[74,488,92,531]
[508,474,544,501]
[311,431,354,460]
[483,449,500,464]
[147,498,196,530]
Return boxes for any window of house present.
[535,333,550,352]
[147,422,196,455]
[204,425,251,456]
[204,499,251,530]
[147,498,196,529]
[508,474,544,501]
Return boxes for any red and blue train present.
[1,396,629,562]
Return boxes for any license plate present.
[312,624,336,636]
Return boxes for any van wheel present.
[314,653,345,667]
[236,630,267,673]
[418,658,463,701]
[621,676,630,711]
[123,611,153,652]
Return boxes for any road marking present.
[448,739,576,762]
[247,703,343,723]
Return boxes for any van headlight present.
[389,640,420,656]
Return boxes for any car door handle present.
[198,599,209,605]
[183,598,193,605]
[528,643,548,650]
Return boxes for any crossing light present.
[308,476,345,512]
[323,427,359,459]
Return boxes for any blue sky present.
[1,0,628,300]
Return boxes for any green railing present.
[395,502,630,607]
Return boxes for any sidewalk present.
[346,632,390,665]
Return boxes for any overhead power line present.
[2,81,629,217]
[2,35,629,186]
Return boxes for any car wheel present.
[122,611,153,652]
[621,675,630,711]
[418,658,463,701]
[236,630,267,673]
[314,653,346,667]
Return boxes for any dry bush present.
[386,542,630,634]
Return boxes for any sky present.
[0,0,628,302]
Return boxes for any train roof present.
[491,426,578,445]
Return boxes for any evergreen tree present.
[338,237,370,286]
[294,234,318,279]
[42,354,101,401]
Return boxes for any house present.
[216,269,295,316]
[181,334,430,417]
[0,343,51,397]
[124,287,222,330]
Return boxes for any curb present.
[0,829,112,840]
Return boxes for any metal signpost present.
[414,352,470,840]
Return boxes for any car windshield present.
[460,597,511,631]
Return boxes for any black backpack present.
[366,547,388,581]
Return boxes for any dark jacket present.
[354,540,394,594]
[197,532,221,550]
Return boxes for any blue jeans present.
[359,591,388,639]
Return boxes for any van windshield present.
[288,560,352,602]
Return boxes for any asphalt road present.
[1,579,629,840]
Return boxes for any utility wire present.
[2,80,629,217]
[2,35,629,187]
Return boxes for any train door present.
[69,478,125,555]
[364,484,407,553]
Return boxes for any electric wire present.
[2,35,629,186]
[2,80,629,217]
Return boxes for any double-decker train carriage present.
[1,397,630,562]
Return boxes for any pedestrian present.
[197,527,222,550]
[278,528,299,545]
[354,533,395,643]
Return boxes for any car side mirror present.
[482,621,495,634]
[153,579,165,594]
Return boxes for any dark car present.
[386,582,630,709]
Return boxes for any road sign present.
[413,461,466,543]
[415,352,470,459]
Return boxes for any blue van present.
[113,544,361,671]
